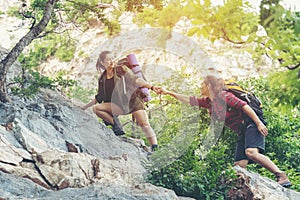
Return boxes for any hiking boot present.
[151,144,159,152]
[275,172,292,188]
[103,116,125,136]
[112,124,125,136]
[103,120,113,127]
[146,145,159,158]
[112,116,125,136]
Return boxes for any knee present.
[138,121,151,129]
[93,104,107,113]
[92,106,97,114]
[92,106,107,118]
[93,106,102,115]
[245,148,257,160]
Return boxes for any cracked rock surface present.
[0,89,194,199]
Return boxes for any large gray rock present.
[0,171,194,200]
[229,166,300,200]
[1,89,194,199]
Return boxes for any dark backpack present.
[225,80,266,124]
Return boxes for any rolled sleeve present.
[189,96,210,108]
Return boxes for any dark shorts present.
[234,123,265,164]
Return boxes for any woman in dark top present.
[82,51,159,151]
[158,75,291,187]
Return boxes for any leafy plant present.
[146,74,300,199]
[133,0,183,29]
[68,83,96,103]
[267,70,300,113]
[260,1,300,69]
[9,54,76,97]
[147,132,237,199]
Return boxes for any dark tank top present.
[104,77,114,102]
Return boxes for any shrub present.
[147,74,300,199]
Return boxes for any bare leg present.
[245,148,281,174]
[132,110,157,146]
[93,103,124,124]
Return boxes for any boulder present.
[228,166,300,200]
[0,89,194,199]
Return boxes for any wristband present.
[150,86,154,90]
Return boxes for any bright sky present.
[212,0,300,11]
[278,0,300,11]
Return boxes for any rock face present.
[0,89,193,199]
[1,89,299,199]
[229,166,300,200]
[0,1,298,199]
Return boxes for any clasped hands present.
[150,86,168,95]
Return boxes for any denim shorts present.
[234,123,265,163]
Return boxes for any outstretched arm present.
[159,88,190,105]
[136,76,191,105]
[242,104,268,136]
[135,78,160,94]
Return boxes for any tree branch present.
[286,63,300,70]
[19,8,36,29]
[0,0,58,103]
[221,27,245,45]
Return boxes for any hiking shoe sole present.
[281,182,292,188]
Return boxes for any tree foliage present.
[0,0,122,103]
[0,0,58,103]
[124,0,163,11]
[133,0,183,29]
[9,53,76,97]
[267,70,300,112]
[259,2,300,71]
[186,0,259,44]
[133,0,300,76]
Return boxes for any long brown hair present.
[96,51,112,72]
[203,75,225,98]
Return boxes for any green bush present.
[147,134,237,199]
[147,74,300,199]
[267,70,300,113]
[68,84,96,103]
